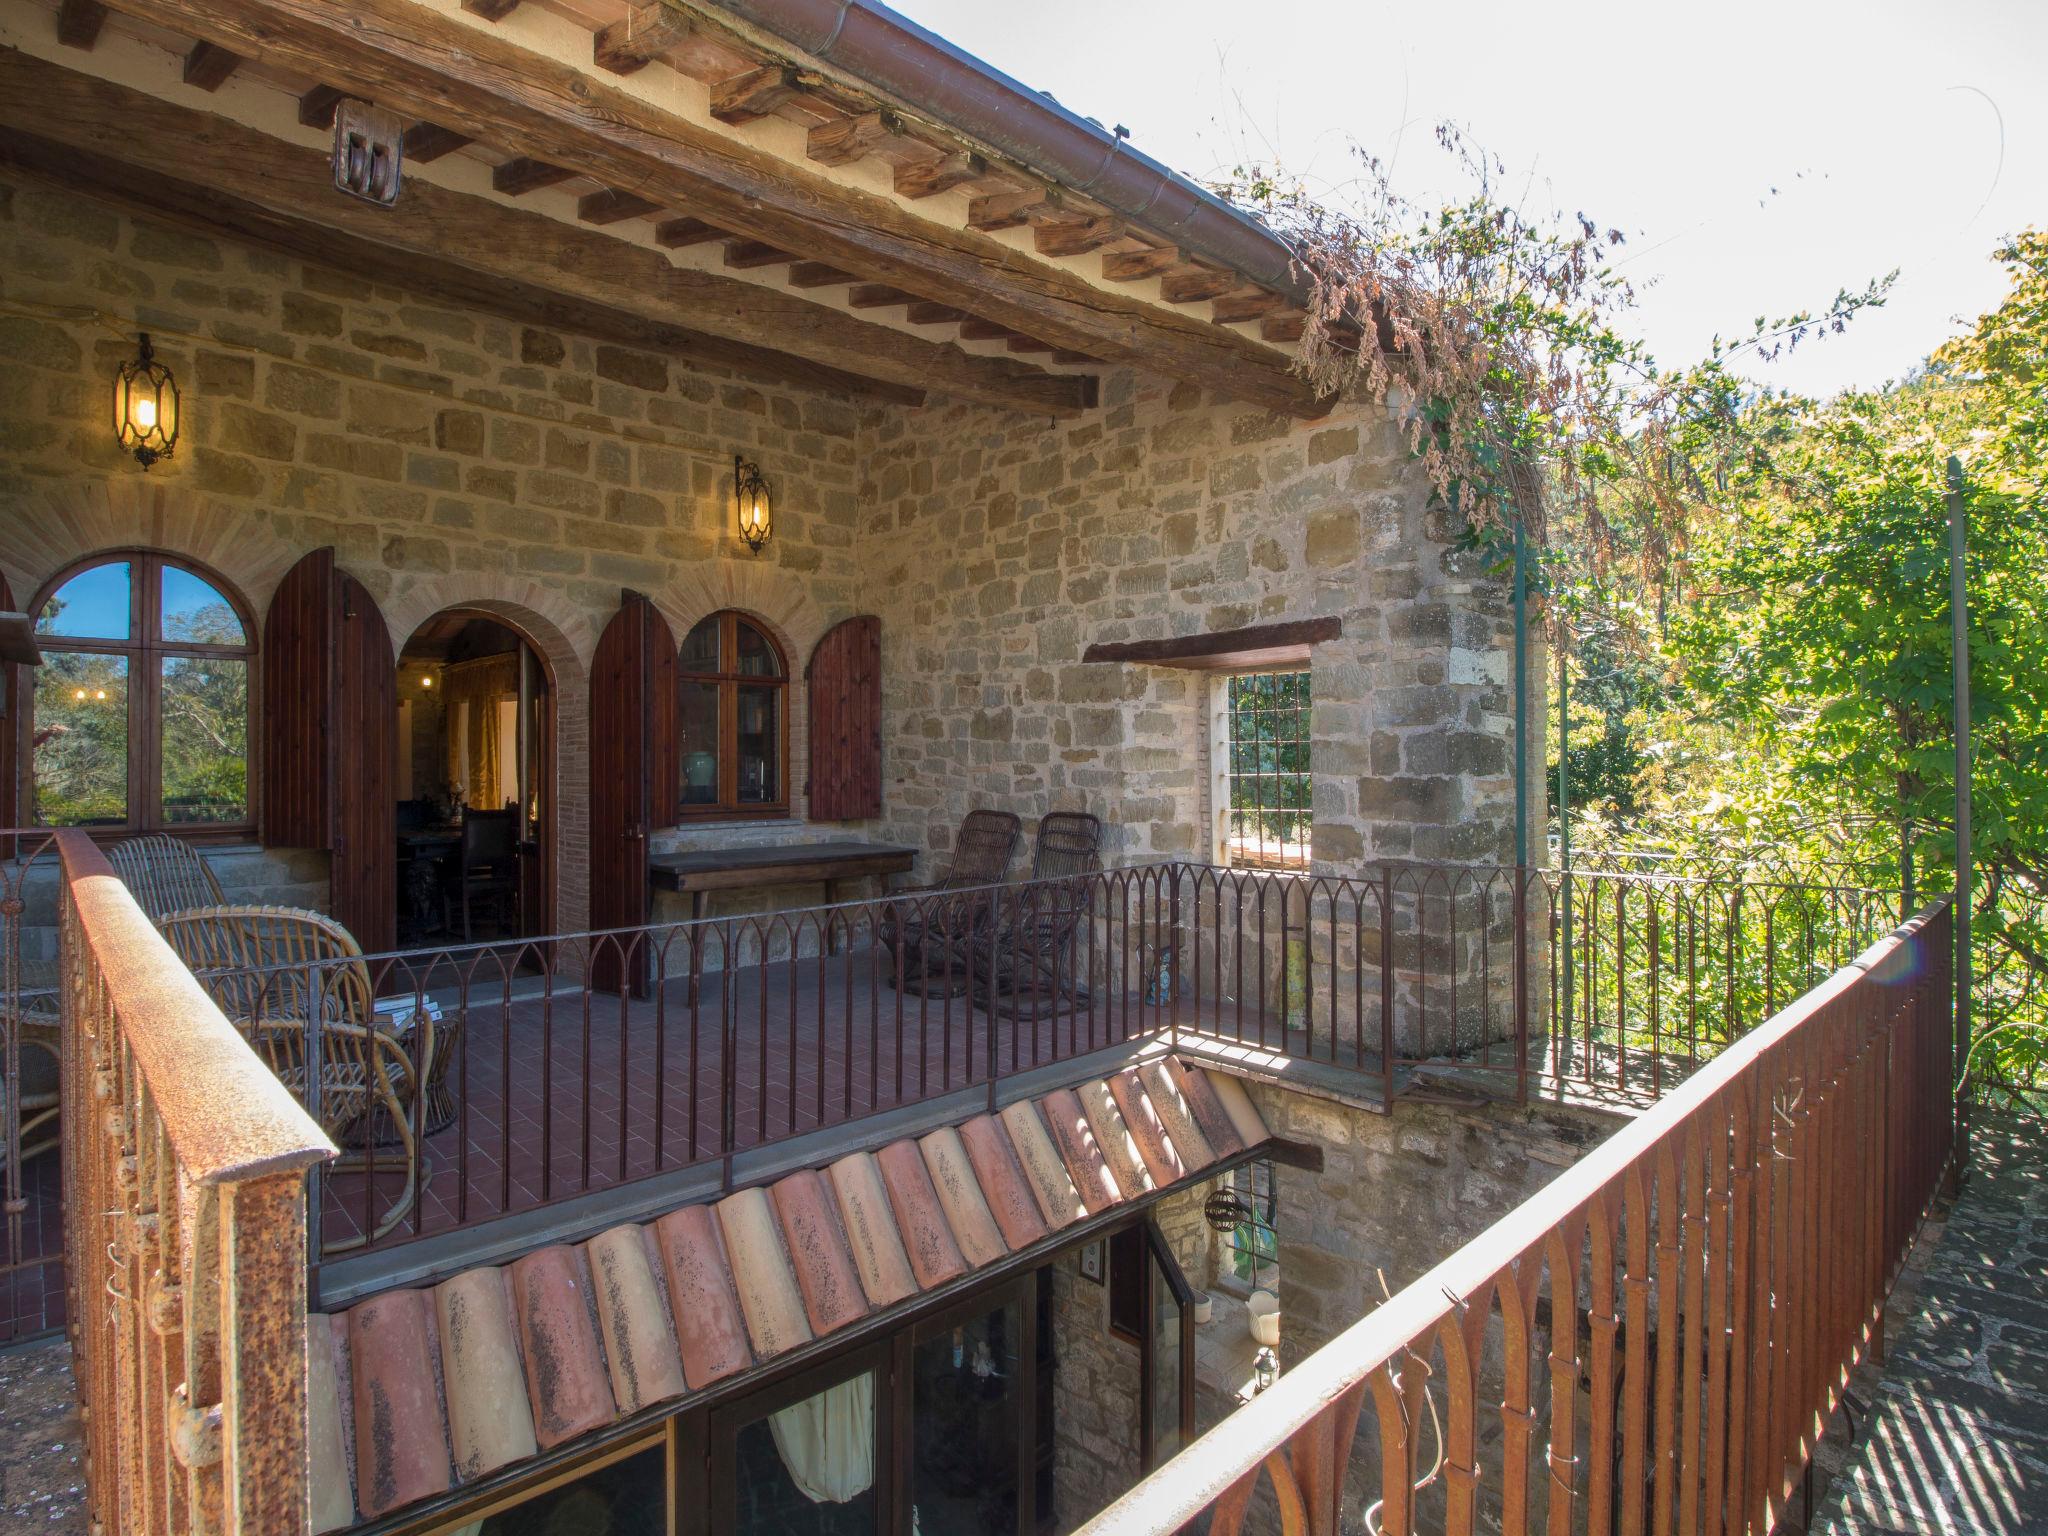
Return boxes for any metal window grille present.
[1225,1159,1278,1291]
[1225,670,1311,870]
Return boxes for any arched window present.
[28,552,254,833]
[677,610,788,818]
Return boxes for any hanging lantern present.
[113,333,179,469]
[1204,1187,1252,1234]
[734,455,772,555]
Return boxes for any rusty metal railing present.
[1077,900,1955,1536]
[2,830,62,1341]
[56,830,335,1535]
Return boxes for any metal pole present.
[1513,517,1530,1101]
[1947,456,1972,1083]
[1558,629,1573,1041]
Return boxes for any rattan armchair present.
[879,809,1023,997]
[107,833,227,924]
[962,812,1105,1017]
[158,905,429,1249]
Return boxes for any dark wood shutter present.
[589,590,677,994]
[806,615,881,821]
[260,548,396,952]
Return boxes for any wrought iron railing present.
[1,830,61,1342]
[1076,900,1956,1536]
[52,829,335,1534]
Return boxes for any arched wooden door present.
[262,548,398,953]
[806,615,882,821]
[589,589,677,995]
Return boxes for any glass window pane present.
[160,565,246,646]
[680,681,720,804]
[733,1372,877,1536]
[680,616,720,673]
[161,656,248,824]
[33,654,129,826]
[479,1443,665,1535]
[1148,1252,1185,1464]
[736,686,779,804]
[913,1302,1021,1536]
[735,621,781,677]
[36,562,131,640]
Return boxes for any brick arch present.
[649,561,841,825]
[0,478,303,612]
[383,576,595,936]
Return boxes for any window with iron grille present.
[1221,670,1312,870]
[1224,1159,1278,1292]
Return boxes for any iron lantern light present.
[113,333,179,469]
[1253,1347,1278,1394]
[734,455,772,555]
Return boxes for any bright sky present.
[894,0,2044,397]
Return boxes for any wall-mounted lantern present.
[734,455,772,555]
[113,333,179,469]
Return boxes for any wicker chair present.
[962,812,1105,1017]
[107,834,226,924]
[159,905,428,1249]
[879,809,1023,997]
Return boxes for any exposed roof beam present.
[401,122,470,163]
[88,0,1321,415]
[297,83,344,128]
[0,48,1096,417]
[1101,246,1180,282]
[577,187,660,225]
[905,301,964,325]
[1033,216,1123,258]
[847,283,913,309]
[655,216,722,247]
[592,2,693,77]
[460,0,520,17]
[181,39,238,91]
[55,0,108,50]
[785,261,850,287]
[893,150,982,200]
[492,156,573,195]
[721,239,791,268]
[708,63,799,125]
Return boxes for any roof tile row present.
[310,1058,1268,1531]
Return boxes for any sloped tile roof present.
[309,1058,1268,1532]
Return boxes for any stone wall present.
[1046,1245,1142,1534]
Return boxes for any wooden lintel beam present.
[402,122,471,163]
[1263,1138,1326,1173]
[1034,216,1123,258]
[577,187,661,225]
[1212,289,1287,325]
[492,156,574,195]
[297,84,345,129]
[592,1,693,76]
[94,0,1317,413]
[966,187,1049,231]
[460,0,521,17]
[1161,267,1251,305]
[1081,616,1344,671]
[722,240,792,269]
[708,64,800,125]
[55,0,109,50]
[1101,246,1181,282]
[655,216,721,248]
[181,40,240,92]
[806,110,897,168]
[846,284,913,309]
[905,301,965,325]
[895,151,983,200]
[785,262,851,288]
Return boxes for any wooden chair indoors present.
[106,833,226,924]
[448,807,521,942]
[879,808,1023,997]
[963,811,1105,1018]
[158,905,429,1249]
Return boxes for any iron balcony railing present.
[1075,900,1955,1536]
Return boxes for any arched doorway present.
[394,608,556,948]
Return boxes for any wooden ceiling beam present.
[1101,246,1180,282]
[785,261,851,288]
[708,64,800,125]
[959,317,1012,342]
[577,187,661,225]
[592,2,693,76]
[0,51,1095,416]
[56,0,109,50]
[1211,289,1287,324]
[722,239,792,268]
[894,150,983,200]
[966,187,1048,231]
[492,156,574,195]
[297,83,345,128]
[846,283,914,309]
[460,0,520,18]
[1160,267,1252,305]
[905,301,965,325]
[181,40,239,91]
[1033,216,1123,258]
[402,122,471,163]
[91,0,1318,414]
[1261,312,1306,344]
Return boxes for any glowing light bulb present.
[73,688,86,701]
[95,689,107,701]
[132,396,157,431]
[421,675,433,689]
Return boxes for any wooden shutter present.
[806,615,882,822]
[589,590,677,994]
[260,548,397,952]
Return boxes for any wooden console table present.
[648,840,918,952]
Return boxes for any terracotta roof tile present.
[434,1266,538,1481]
[1108,1069,1186,1187]
[1138,1059,1216,1170]
[1039,1087,1122,1212]
[918,1126,1007,1266]
[716,1186,815,1358]
[586,1225,688,1414]
[308,1307,355,1534]
[875,1136,969,1288]
[509,1246,617,1451]
[957,1115,1049,1250]
[346,1289,452,1519]
[653,1206,753,1390]
[827,1151,920,1307]
[770,1170,870,1337]
[1077,1078,1154,1198]
[316,1054,1260,1530]
[999,1099,1087,1228]
[1202,1068,1271,1147]
[1171,1057,1246,1157]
